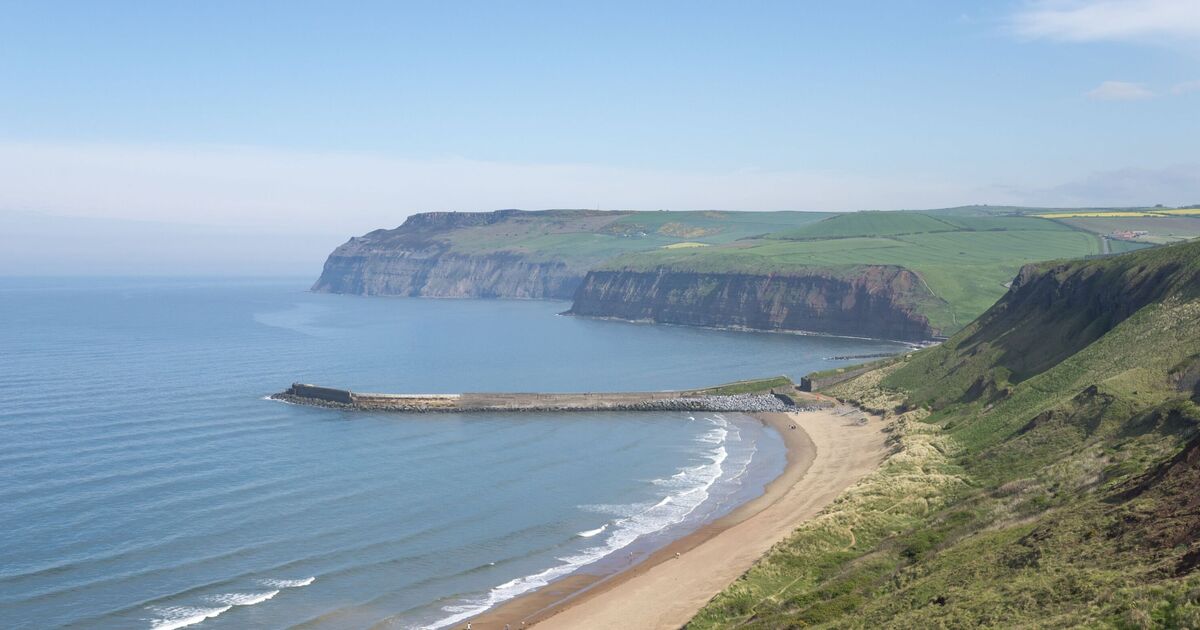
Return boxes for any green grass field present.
[603,211,1100,334]
[438,209,833,266]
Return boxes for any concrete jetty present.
[271,381,822,413]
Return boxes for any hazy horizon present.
[2,0,1197,274]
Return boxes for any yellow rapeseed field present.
[1036,211,1165,218]
[1035,209,1200,218]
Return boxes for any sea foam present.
[576,523,608,538]
[144,578,311,628]
[258,576,315,588]
[147,605,232,630]
[207,590,279,606]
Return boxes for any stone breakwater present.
[271,384,821,414]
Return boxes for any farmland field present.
[439,209,832,264]
[603,211,1101,333]
[1055,215,1200,244]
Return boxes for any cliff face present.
[313,249,582,298]
[956,256,1193,382]
[311,211,585,298]
[566,266,936,342]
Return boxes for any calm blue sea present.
[0,278,904,629]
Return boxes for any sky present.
[1,0,1198,274]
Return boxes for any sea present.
[0,277,906,629]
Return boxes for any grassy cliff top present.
[600,211,1103,334]
[363,209,833,267]
[691,239,1200,628]
[342,207,1192,334]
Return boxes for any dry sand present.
[468,408,887,629]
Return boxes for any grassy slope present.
[690,240,1200,628]
[697,376,796,396]
[604,211,1099,334]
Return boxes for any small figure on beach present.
[674,552,680,559]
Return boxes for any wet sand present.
[467,408,886,629]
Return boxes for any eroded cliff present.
[311,211,592,298]
[565,266,939,342]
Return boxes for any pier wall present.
[272,384,821,413]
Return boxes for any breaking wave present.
[144,577,312,628]
[258,576,315,588]
[147,605,232,630]
[576,524,608,538]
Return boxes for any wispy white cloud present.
[1171,79,1200,94]
[987,163,1200,207]
[1086,80,1155,100]
[1012,0,1200,43]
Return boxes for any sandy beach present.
[468,407,887,629]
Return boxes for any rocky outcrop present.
[566,266,937,342]
[311,211,586,298]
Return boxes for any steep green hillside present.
[690,240,1200,628]
[604,211,1099,334]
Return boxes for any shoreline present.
[558,311,935,346]
[467,407,886,629]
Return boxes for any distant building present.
[1112,230,1149,240]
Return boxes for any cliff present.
[566,266,939,342]
[313,248,583,299]
[311,211,595,298]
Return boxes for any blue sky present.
[0,1,1197,273]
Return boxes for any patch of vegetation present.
[689,239,1200,628]
[769,211,962,239]
[698,375,796,396]
[437,209,832,266]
